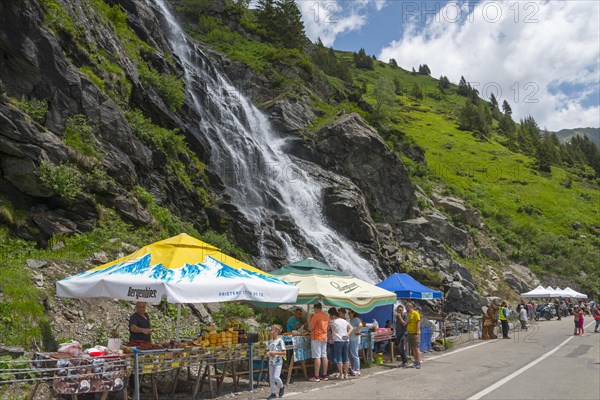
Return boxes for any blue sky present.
[296,1,600,131]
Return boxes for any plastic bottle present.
[372,319,379,331]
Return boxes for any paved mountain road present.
[281,319,599,400]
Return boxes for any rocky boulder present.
[322,185,376,243]
[431,194,483,228]
[312,113,416,226]
[266,97,317,134]
[444,281,487,315]
[400,211,475,256]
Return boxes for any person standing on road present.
[331,309,352,379]
[555,299,561,320]
[326,307,338,378]
[406,302,421,369]
[527,301,535,321]
[308,303,329,382]
[498,301,510,339]
[578,306,585,336]
[266,324,286,400]
[519,304,528,331]
[593,304,600,333]
[348,309,362,376]
[395,305,409,367]
[573,306,581,336]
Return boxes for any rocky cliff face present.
[0,0,535,319]
[0,0,217,245]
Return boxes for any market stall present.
[361,273,443,356]
[249,258,396,373]
[266,258,397,313]
[55,233,299,400]
[30,351,130,399]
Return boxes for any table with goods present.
[28,322,399,399]
[30,341,130,400]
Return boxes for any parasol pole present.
[176,303,182,341]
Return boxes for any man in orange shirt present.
[308,303,329,381]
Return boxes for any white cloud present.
[379,1,600,130]
[297,0,387,47]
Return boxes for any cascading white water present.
[150,0,377,282]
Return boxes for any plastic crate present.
[252,359,267,380]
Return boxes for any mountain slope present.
[0,0,598,350]
[555,127,600,147]
[180,3,599,294]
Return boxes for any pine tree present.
[438,76,450,89]
[255,0,277,38]
[418,64,431,75]
[458,98,478,131]
[502,100,512,116]
[393,77,403,95]
[457,76,469,96]
[410,83,423,100]
[389,58,398,67]
[353,48,373,70]
[256,0,305,48]
[311,40,351,81]
[490,93,498,109]
[517,116,541,157]
[275,0,305,48]
[458,98,491,135]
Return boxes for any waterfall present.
[149,0,377,282]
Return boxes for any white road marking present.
[467,320,597,400]
[344,340,492,380]
[426,340,491,362]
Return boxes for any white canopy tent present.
[544,286,562,298]
[562,287,588,299]
[553,287,567,297]
[521,285,550,297]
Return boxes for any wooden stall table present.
[282,336,311,384]
[373,328,395,362]
[255,336,311,386]
[190,343,250,398]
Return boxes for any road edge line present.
[467,320,597,400]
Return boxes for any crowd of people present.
[482,298,599,341]
[280,301,423,387]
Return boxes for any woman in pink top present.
[578,307,585,336]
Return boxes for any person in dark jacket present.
[394,305,409,367]
[129,302,152,342]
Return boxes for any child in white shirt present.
[266,324,286,399]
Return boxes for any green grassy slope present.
[348,60,599,290]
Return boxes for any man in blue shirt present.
[287,308,304,332]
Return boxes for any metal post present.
[134,349,140,400]
[248,342,254,392]
[176,303,182,341]
[467,316,471,342]
[442,295,447,351]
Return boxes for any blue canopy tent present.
[379,273,443,300]
[362,273,442,327]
